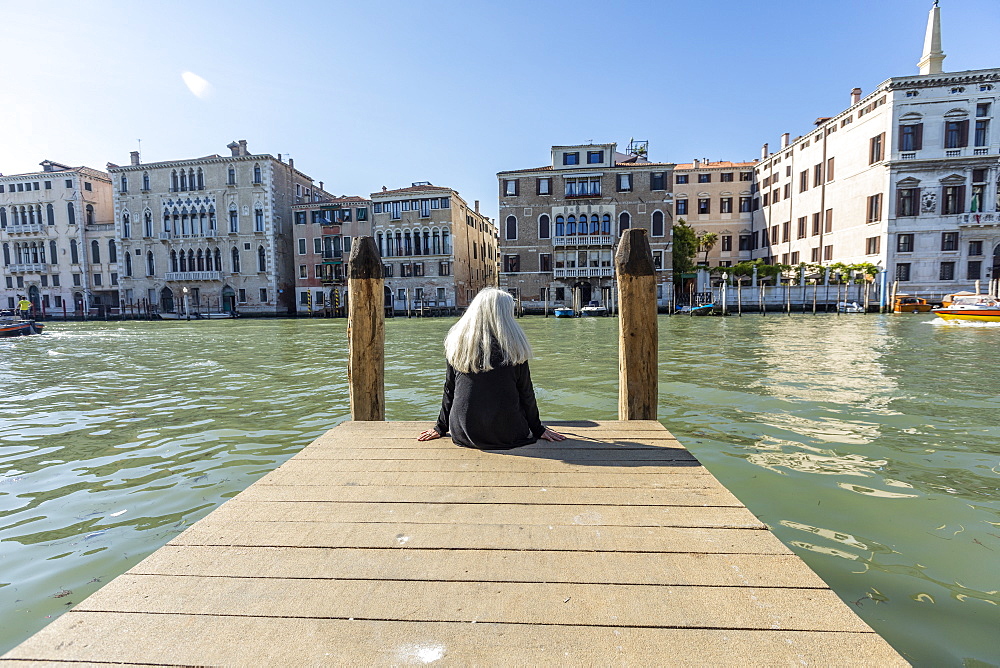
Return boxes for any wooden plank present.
[256,469,716,489]
[237,483,746,507]
[169,519,791,554]
[206,500,765,528]
[263,457,702,474]
[70,574,874,632]
[1,613,909,666]
[131,545,830,588]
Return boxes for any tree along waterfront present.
[0,315,997,665]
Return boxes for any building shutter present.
[959,120,969,148]
[914,123,923,150]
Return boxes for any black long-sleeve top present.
[433,356,546,450]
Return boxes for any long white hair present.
[444,288,531,373]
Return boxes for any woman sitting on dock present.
[417,288,565,449]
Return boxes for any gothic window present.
[108,240,117,263]
[231,247,241,273]
[91,240,101,263]
[257,246,266,272]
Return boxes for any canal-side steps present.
[2,419,906,665]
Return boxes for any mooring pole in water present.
[347,236,385,421]
[615,228,657,421]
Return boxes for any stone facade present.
[497,142,675,311]
[292,195,373,313]
[673,160,757,268]
[371,183,498,312]
[108,141,327,315]
[1,161,116,316]
[751,70,1000,299]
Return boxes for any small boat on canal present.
[932,294,1000,322]
[837,301,865,313]
[580,301,609,317]
[893,295,933,313]
[554,307,575,318]
[0,315,45,336]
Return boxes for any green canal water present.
[1,315,998,665]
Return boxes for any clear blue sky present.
[2,0,996,219]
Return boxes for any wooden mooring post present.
[347,236,384,421]
[615,229,657,420]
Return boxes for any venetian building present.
[1,161,116,316]
[750,3,1000,298]
[108,141,329,315]
[370,183,497,312]
[497,142,675,311]
[291,195,372,313]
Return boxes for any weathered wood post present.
[615,229,657,420]
[347,236,385,421]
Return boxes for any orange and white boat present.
[932,294,1000,322]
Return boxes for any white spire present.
[917,1,945,75]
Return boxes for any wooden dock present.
[2,420,905,665]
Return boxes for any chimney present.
[319,181,324,191]
[851,87,862,105]
[227,141,240,157]
[130,151,140,166]
[382,186,387,192]
[288,158,294,169]
[238,139,248,156]
[761,143,769,160]
[693,159,700,169]
[474,200,480,213]
[780,133,790,149]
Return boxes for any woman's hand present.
[540,428,566,442]
[417,429,442,441]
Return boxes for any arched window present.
[85,204,94,225]
[30,241,40,263]
[142,172,150,190]
[404,231,413,256]
[253,164,262,184]
[208,205,216,230]
[601,214,611,235]
[257,246,266,272]
[538,214,550,239]
[197,249,204,271]
[179,170,188,191]
[91,240,101,263]
[432,230,440,254]
[227,165,236,185]
[651,210,664,237]
[46,203,54,225]
[197,168,204,190]
[146,251,155,276]
[120,175,128,192]
[122,212,131,238]
[125,251,133,277]
[2,242,9,265]
[504,215,518,241]
[590,215,600,235]
[214,248,222,271]
[67,203,76,225]
[49,240,57,262]
[188,169,195,190]
[229,206,239,233]
[171,170,179,191]
[188,249,195,271]
[231,247,241,273]
[555,215,565,236]
[254,207,264,232]
[38,241,46,263]
[442,230,451,254]
[0,207,6,228]
[619,211,631,234]
[377,232,385,256]
[108,240,117,263]
[179,249,187,272]
[567,215,577,236]
[423,229,431,255]
[144,210,153,237]
[70,239,79,264]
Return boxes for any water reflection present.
[0,315,998,665]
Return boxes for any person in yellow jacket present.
[17,297,32,319]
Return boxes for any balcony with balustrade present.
[552,267,615,279]
[164,271,223,281]
[4,223,47,235]
[553,235,614,247]
[7,262,50,273]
